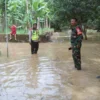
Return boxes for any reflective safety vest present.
[32,31,39,41]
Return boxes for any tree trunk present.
[49,19,51,28]
[45,17,48,28]
[37,17,40,29]
[2,13,6,32]
[42,21,44,28]
[26,0,30,29]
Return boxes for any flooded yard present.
[0,39,100,100]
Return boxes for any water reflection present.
[0,40,100,100]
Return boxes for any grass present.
[87,29,98,35]
[0,28,27,35]
[63,29,100,41]
[0,28,54,35]
[87,29,100,40]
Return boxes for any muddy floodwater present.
[0,37,100,100]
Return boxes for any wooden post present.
[5,0,9,57]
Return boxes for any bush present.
[39,28,54,36]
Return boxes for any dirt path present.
[0,38,100,100]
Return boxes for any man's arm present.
[74,27,83,46]
[76,27,82,35]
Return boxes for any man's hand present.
[68,47,72,50]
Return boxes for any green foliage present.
[47,0,100,30]
[32,0,48,18]
[0,0,50,30]
[7,0,25,26]
[0,0,100,32]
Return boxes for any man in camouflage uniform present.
[69,18,83,70]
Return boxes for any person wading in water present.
[69,18,83,70]
[29,23,40,54]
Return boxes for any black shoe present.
[34,51,37,54]
[31,52,35,54]
[77,67,81,70]
[97,76,100,79]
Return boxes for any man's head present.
[33,23,37,30]
[71,18,78,26]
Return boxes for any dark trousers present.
[72,43,82,69]
[31,40,39,54]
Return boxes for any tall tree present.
[0,0,7,31]
[47,0,98,30]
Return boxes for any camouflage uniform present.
[71,26,83,70]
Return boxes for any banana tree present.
[7,0,26,26]
[32,0,49,29]
[7,0,51,30]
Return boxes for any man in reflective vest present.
[69,18,83,70]
[29,23,39,54]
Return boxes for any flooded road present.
[0,39,100,100]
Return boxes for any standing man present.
[29,23,39,54]
[69,18,83,70]
[9,25,17,40]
